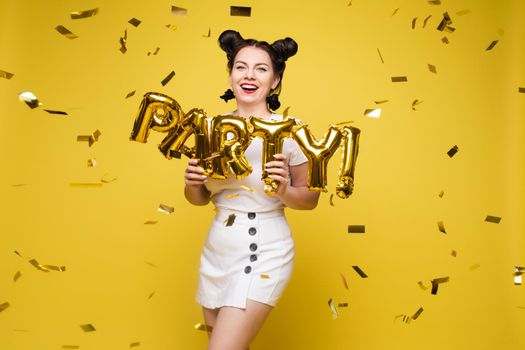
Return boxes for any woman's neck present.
[234,103,272,120]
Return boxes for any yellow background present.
[1,0,524,349]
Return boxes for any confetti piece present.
[437,12,452,31]
[225,193,240,199]
[260,274,270,279]
[202,28,211,38]
[334,120,355,126]
[87,158,97,167]
[519,87,525,93]
[69,182,103,188]
[486,40,498,51]
[77,129,102,147]
[445,26,456,33]
[282,106,290,119]
[340,273,349,290]
[364,108,381,118]
[18,91,42,109]
[120,29,128,54]
[431,276,450,294]
[55,25,78,39]
[352,265,368,278]
[165,24,177,31]
[447,145,459,158]
[437,221,446,234]
[128,18,141,27]
[14,250,29,258]
[195,323,213,332]
[456,9,471,16]
[377,48,384,64]
[391,8,399,17]
[224,214,236,227]
[442,36,449,44]
[428,0,441,4]
[161,70,176,86]
[417,281,428,290]
[347,0,352,5]
[485,215,501,224]
[29,259,50,272]
[338,303,349,308]
[411,307,424,320]
[171,6,188,16]
[391,76,408,82]
[411,99,423,110]
[130,341,141,348]
[13,271,22,282]
[148,292,155,299]
[394,314,411,324]
[147,47,160,56]
[240,185,255,193]
[0,69,14,79]
[145,261,157,268]
[451,250,457,257]
[348,225,365,234]
[44,109,68,115]
[329,194,335,206]
[374,100,389,104]
[514,267,524,285]
[328,298,338,319]
[470,263,481,271]
[144,221,158,225]
[80,324,96,332]
[411,17,418,29]
[61,346,80,349]
[126,90,136,99]
[422,15,432,28]
[71,8,99,19]
[428,64,437,73]
[158,204,174,214]
[231,6,251,17]
[12,184,27,187]
[0,302,10,313]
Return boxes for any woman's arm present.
[266,154,320,210]
[184,159,211,206]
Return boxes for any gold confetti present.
[0,69,14,79]
[70,8,99,19]
[29,259,50,272]
[340,273,349,290]
[165,24,177,31]
[0,302,10,313]
[428,64,437,73]
[364,108,381,118]
[80,324,96,332]
[42,265,66,272]
[394,314,411,324]
[338,303,349,308]
[428,0,441,4]
[447,145,459,158]
[417,281,428,290]
[240,185,255,193]
[412,99,423,111]
[328,298,338,319]
[144,221,158,225]
[352,265,368,278]
[347,0,352,6]
[391,76,408,82]
[128,18,141,27]
[391,8,400,17]
[14,250,30,258]
[431,276,450,294]
[445,26,456,33]
[145,261,157,268]
[231,6,251,17]
[334,120,355,126]
[126,90,136,98]
[456,9,471,16]
[77,129,101,147]
[422,15,432,28]
[161,70,176,86]
[411,307,424,320]
[470,263,481,271]
[202,28,211,38]
[120,29,128,54]
[329,194,335,206]
[130,341,141,348]
[87,158,97,167]
[13,271,22,282]
[374,100,389,104]
[485,215,501,224]
[519,87,525,93]
[69,182,103,188]
[147,47,160,56]
[158,204,174,214]
[12,184,27,187]
[411,17,418,29]
[55,25,78,39]
[61,346,80,349]
[442,36,450,44]
[171,6,188,16]
[148,292,155,299]
[18,91,42,109]
[486,40,498,51]
[224,214,236,227]
[225,193,240,199]
[514,266,524,285]
[44,109,68,115]
[348,225,365,234]
[451,250,457,257]
[282,106,290,119]
[377,48,384,64]
[437,12,452,31]
[195,323,213,332]
[437,221,446,234]
[260,274,270,279]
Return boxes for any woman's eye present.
[257,67,267,72]
[235,65,245,70]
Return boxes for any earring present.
[220,89,235,102]
[266,94,281,111]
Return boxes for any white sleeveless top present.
[204,113,307,212]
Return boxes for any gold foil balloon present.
[292,125,343,192]
[250,117,297,195]
[158,108,206,159]
[336,126,360,198]
[130,92,184,143]
[209,116,252,179]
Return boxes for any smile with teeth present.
[240,83,258,94]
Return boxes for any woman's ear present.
[272,76,281,90]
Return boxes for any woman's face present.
[229,46,280,108]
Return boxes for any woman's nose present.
[245,68,255,79]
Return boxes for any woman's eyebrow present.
[234,60,270,67]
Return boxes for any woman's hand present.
[184,159,207,186]
[265,154,290,195]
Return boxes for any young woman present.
[184,30,319,350]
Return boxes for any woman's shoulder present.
[270,113,304,125]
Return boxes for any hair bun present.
[271,37,298,61]
[218,30,244,59]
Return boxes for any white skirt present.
[196,208,295,309]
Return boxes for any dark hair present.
[218,30,298,93]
